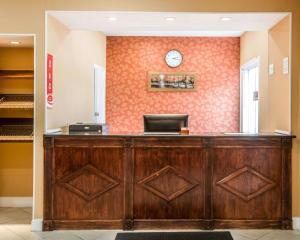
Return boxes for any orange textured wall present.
[106,36,240,132]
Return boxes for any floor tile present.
[230,229,274,239]
[3,224,42,239]
[230,233,252,240]
[22,207,33,215]
[72,230,118,240]
[34,230,85,240]
[0,214,12,224]
[259,230,300,240]
[2,207,300,240]
[0,208,30,221]
[5,218,32,224]
[0,225,24,240]
[0,207,17,213]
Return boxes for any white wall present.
[46,15,106,129]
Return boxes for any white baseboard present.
[31,218,43,232]
[293,217,300,230]
[0,197,32,207]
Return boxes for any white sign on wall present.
[269,63,274,76]
[282,57,289,75]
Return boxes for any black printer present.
[69,123,107,133]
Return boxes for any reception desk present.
[43,132,293,230]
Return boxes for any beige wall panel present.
[0,0,299,219]
[268,16,291,132]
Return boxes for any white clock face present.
[165,50,183,68]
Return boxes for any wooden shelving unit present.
[0,70,34,142]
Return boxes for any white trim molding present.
[0,197,32,207]
[293,217,300,230]
[31,218,43,232]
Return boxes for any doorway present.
[93,64,106,124]
[240,57,260,133]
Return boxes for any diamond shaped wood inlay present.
[58,164,119,201]
[217,166,276,201]
[138,165,199,202]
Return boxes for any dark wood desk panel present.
[44,137,125,230]
[133,138,207,228]
[43,134,293,230]
[212,138,283,229]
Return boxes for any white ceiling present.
[48,11,289,37]
[0,35,34,47]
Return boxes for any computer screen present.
[143,114,188,133]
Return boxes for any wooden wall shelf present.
[0,94,34,109]
[0,118,33,142]
[0,135,33,142]
[0,70,34,79]
[0,101,34,109]
[0,65,34,143]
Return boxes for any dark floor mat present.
[115,231,233,240]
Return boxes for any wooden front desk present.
[43,133,293,230]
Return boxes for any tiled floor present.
[1,208,300,240]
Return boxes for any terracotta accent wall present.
[106,37,240,132]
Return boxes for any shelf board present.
[0,94,34,109]
[0,115,34,142]
[0,135,33,142]
[0,70,34,79]
[0,101,33,109]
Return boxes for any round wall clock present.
[165,49,183,68]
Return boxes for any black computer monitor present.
[143,114,189,133]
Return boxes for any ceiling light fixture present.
[165,17,176,22]
[10,41,21,45]
[107,17,117,22]
[220,17,232,22]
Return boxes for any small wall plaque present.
[148,72,196,92]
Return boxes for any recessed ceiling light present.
[165,17,176,22]
[220,17,232,22]
[107,17,117,22]
[10,41,21,45]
